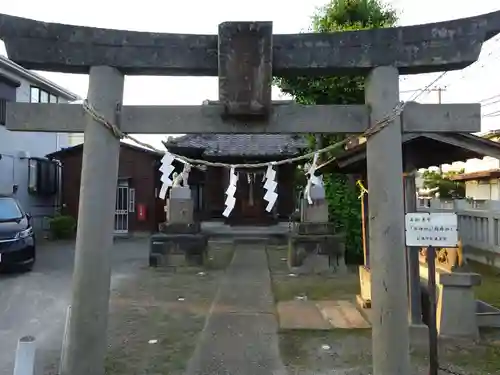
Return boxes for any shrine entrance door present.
[227,170,275,226]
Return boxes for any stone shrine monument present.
[2,10,500,375]
[150,185,208,268]
[289,183,347,274]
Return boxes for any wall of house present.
[68,133,85,146]
[58,146,159,233]
[0,67,72,232]
[464,179,500,200]
[463,156,500,174]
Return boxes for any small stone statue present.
[182,165,191,187]
[172,172,180,187]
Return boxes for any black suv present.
[0,195,36,272]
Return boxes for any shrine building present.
[47,134,307,235]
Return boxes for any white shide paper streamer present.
[262,164,278,212]
[158,151,175,199]
[304,153,324,204]
[223,167,238,217]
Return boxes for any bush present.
[49,215,76,239]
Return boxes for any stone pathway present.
[185,243,287,375]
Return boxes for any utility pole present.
[437,87,446,104]
[401,87,446,103]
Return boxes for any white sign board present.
[405,212,458,247]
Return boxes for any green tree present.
[422,169,466,199]
[275,0,398,263]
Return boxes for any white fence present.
[417,199,500,267]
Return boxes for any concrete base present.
[200,221,290,245]
[149,232,208,268]
[159,222,201,234]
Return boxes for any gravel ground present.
[104,241,234,375]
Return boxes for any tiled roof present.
[165,134,308,157]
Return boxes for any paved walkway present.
[185,243,287,375]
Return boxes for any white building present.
[0,55,79,231]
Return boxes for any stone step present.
[277,300,332,330]
[316,300,371,329]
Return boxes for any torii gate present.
[2,11,500,375]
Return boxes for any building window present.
[40,90,49,103]
[30,87,39,103]
[30,86,58,104]
[28,159,38,193]
[28,158,58,196]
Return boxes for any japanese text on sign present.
[405,212,458,247]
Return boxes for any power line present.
[479,93,500,104]
[408,73,448,102]
[480,94,500,118]
[438,37,500,90]
[483,109,500,118]
[480,93,500,103]
[400,38,500,103]
[482,98,500,108]
[400,88,445,94]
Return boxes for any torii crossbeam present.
[2,10,499,375]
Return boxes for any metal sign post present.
[427,244,438,375]
[405,212,459,375]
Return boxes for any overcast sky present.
[1,0,499,149]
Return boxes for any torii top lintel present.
[0,10,499,76]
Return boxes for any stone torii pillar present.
[2,11,499,375]
[365,66,411,372]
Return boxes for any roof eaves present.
[0,70,21,87]
[47,141,164,159]
[0,55,81,101]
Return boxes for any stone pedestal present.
[150,187,208,268]
[300,197,329,222]
[149,230,208,268]
[166,186,194,224]
[419,263,482,338]
[288,222,346,274]
[436,272,481,338]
